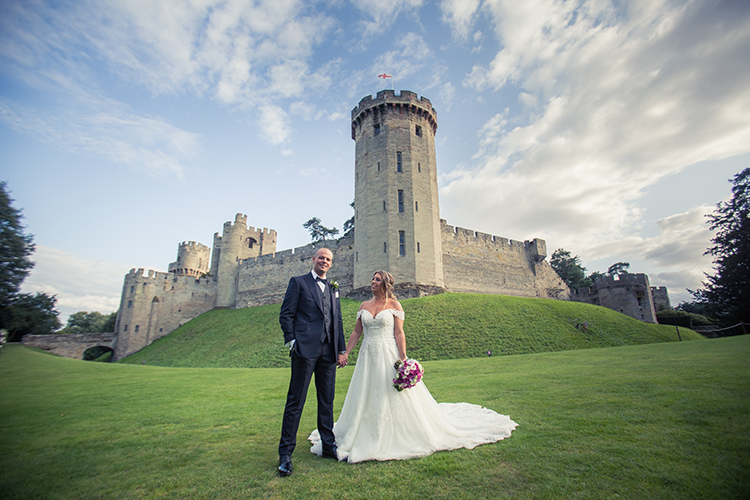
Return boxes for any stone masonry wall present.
[114,269,217,359]
[441,221,570,299]
[236,233,355,308]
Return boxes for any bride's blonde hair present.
[373,270,397,301]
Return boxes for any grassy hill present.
[120,293,703,368]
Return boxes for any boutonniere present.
[330,280,339,290]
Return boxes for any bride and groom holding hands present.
[277,248,517,476]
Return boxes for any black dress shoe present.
[278,455,293,476]
[321,447,339,460]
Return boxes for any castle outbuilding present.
[113,90,569,360]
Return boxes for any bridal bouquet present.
[392,358,424,391]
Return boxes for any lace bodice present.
[357,309,404,340]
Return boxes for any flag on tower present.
[378,73,394,89]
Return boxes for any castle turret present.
[168,241,210,277]
[351,90,444,291]
[214,213,278,307]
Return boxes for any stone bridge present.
[22,333,117,360]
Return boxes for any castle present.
[111,90,665,362]
[112,90,568,360]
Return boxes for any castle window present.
[123,325,128,332]
[415,201,418,211]
[356,251,358,262]
[383,200,387,211]
[130,285,134,294]
[417,242,421,253]
[418,162,421,172]
[127,300,133,308]
[397,151,402,172]
[374,123,380,136]
[399,231,405,256]
[384,242,387,253]
[248,238,256,249]
[398,190,404,212]
[415,125,422,137]
[134,325,140,333]
[378,162,381,172]
[159,328,163,333]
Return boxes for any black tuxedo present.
[278,272,345,457]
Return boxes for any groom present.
[277,247,347,476]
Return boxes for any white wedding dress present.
[309,309,518,463]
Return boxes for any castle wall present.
[651,286,671,311]
[440,221,570,299]
[22,333,116,360]
[236,234,355,308]
[570,273,657,323]
[114,268,217,359]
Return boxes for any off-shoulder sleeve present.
[356,309,363,320]
[391,309,404,320]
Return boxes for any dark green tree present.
[606,262,630,276]
[343,201,355,237]
[550,249,593,290]
[0,292,60,342]
[61,311,117,333]
[693,168,750,325]
[303,217,339,243]
[0,182,35,306]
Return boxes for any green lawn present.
[1,336,748,499]
[119,293,703,368]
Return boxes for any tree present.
[60,311,117,333]
[343,201,355,237]
[693,168,750,325]
[607,262,630,276]
[550,249,593,290]
[0,182,35,306]
[303,217,339,243]
[0,292,60,342]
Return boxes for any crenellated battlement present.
[124,268,214,286]
[177,241,209,252]
[351,89,438,138]
[440,219,544,253]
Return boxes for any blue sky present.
[1,0,748,323]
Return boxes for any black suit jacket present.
[279,273,345,359]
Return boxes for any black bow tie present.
[316,277,327,285]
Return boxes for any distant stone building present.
[570,273,666,323]
[111,90,573,360]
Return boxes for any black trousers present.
[278,340,337,456]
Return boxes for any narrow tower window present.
[418,162,421,172]
[384,242,387,253]
[399,231,405,256]
[415,125,422,137]
[398,190,404,212]
[397,151,402,172]
[378,161,381,172]
[383,200,387,211]
[374,123,381,135]
[415,201,418,212]
[417,242,421,253]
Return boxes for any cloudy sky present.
[2,0,748,323]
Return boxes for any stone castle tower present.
[168,241,210,277]
[351,90,444,292]
[211,213,277,307]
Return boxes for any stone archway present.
[83,345,115,362]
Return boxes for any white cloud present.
[0,96,200,179]
[258,104,292,145]
[21,245,131,323]
[443,0,750,254]
[350,0,424,35]
[439,0,481,42]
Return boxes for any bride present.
[309,271,517,463]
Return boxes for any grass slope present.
[1,337,748,499]
[120,293,703,368]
